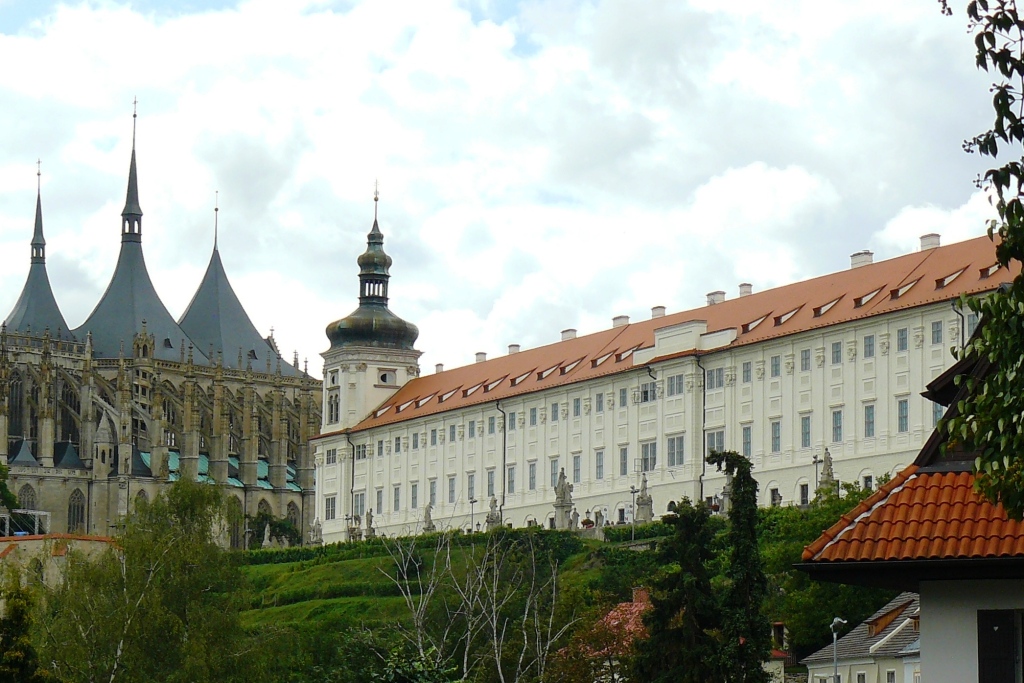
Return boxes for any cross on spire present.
[374,179,379,221]
[214,190,219,249]
[36,159,41,191]
[132,96,138,146]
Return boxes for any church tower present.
[322,192,420,431]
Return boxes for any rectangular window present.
[573,454,581,483]
[376,489,383,515]
[863,475,873,491]
[411,483,418,509]
[487,470,495,498]
[667,374,685,396]
[507,466,515,494]
[573,397,581,417]
[412,432,419,449]
[325,495,336,521]
[596,450,604,479]
[967,312,980,337]
[551,402,559,422]
[864,404,875,438]
[529,462,537,490]
[857,673,865,683]
[886,672,896,683]
[619,387,628,407]
[449,425,456,442]
[771,420,781,453]
[770,355,781,378]
[742,361,752,383]
[933,401,944,427]
[393,486,401,512]
[354,492,366,518]
[620,447,629,476]
[429,479,436,507]
[706,429,724,453]
[800,483,809,506]
[706,368,725,390]
[394,436,401,454]
[897,327,909,352]
[770,487,781,506]
[377,440,384,457]
[430,429,437,446]
[469,420,476,438]
[932,320,943,345]
[668,435,684,466]
[800,348,811,372]
[831,341,842,365]
[639,381,656,403]
[801,415,811,449]
[741,425,752,458]
[596,392,605,412]
[898,398,909,433]
[326,447,338,465]
[550,459,559,488]
[641,442,656,471]
[864,334,875,359]
[488,416,496,434]
[448,476,456,504]
[467,473,475,501]
[508,412,516,430]
[530,407,537,426]
[832,409,843,443]
[357,444,369,460]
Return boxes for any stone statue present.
[365,509,376,538]
[423,503,436,533]
[570,507,579,529]
[485,496,501,530]
[261,523,272,549]
[636,473,654,523]
[818,448,836,493]
[594,508,603,528]
[310,517,323,544]
[554,467,574,506]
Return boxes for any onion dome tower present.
[73,110,207,363]
[321,190,420,431]
[4,165,72,338]
[179,200,298,374]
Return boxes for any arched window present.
[257,499,272,517]
[18,485,36,510]
[9,372,22,437]
[226,497,244,550]
[135,489,149,509]
[286,502,300,529]
[67,489,85,533]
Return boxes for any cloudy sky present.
[0,0,999,376]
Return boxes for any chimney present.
[706,290,726,306]
[508,344,520,354]
[475,352,487,363]
[920,233,941,250]
[561,329,577,341]
[651,305,666,319]
[739,283,752,297]
[435,363,444,373]
[850,250,873,268]
[612,315,630,328]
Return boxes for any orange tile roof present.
[319,235,1015,436]
[802,466,1024,563]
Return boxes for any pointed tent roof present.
[5,183,72,338]
[73,132,206,363]
[179,245,297,374]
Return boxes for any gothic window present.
[9,372,22,437]
[327,393,340,424]
[227,497,244,549]
[60,382,81,444]
[286,502,300,529]
[258,499,272,518]
[67,489,85,533]
[135,489,149,509]
[17,485,36,510]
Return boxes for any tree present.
[0,569,58,683]
[630,499,723,683]
[937,0,1024,518]
[707,450,771,683]
[34,480,268,683]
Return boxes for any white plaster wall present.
[317,300,965,542]
[920,579,1024,683]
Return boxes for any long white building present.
[313,214,1015,542]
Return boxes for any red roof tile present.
[317,235,1017,436]
[803,466,1024,563]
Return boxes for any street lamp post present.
[629,486,639,541]
[469,497,477,532]
[812,453,821,491]
[831,616,847,682]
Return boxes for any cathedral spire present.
[121,99,143,242]
[31,160,45,264]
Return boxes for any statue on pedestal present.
[635,474,654,523]
[818,448,836,495]
[261,523,272,549]
[485,496,501,530]
[423,503,436,533]
[309,517,323,545]
[365,509,376,538]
